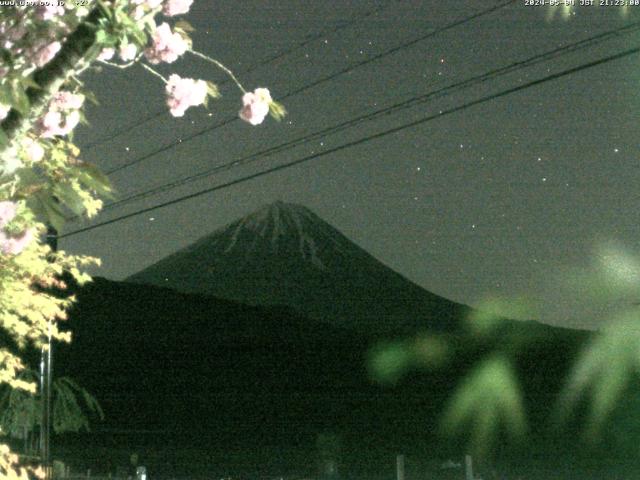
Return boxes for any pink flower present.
[21,138,45,162]
[119,43,137,62]
[41,111,63,138]
[0,201,32,255]
[0,104,9,121]
[165,74,207,117]
[52,91,84,110]
[0,228,33,255]
[63,110,80,132]
[133,5,145,20]
[97,47,115,61]
[0,201,17,227]
[35,4,65,21]
[38,91,84,138]
[40,108,80,138]
[144,23,188,64]
[32,41,61,67]
[239,88,272,126]
[163,0,193,16]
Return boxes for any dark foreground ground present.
[45,430,640,480]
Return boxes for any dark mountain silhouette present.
[51,277,608,479]
[50,204,633,477]
[127,201,470,335]
[55,277,375,476]
[57,277,507,476]
[58,278,369,434]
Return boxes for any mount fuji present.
[127,201,470,335]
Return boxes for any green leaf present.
[173,28,193,48]
[175,20,195,32]
[96,0,115,21]
[10,80,30,115]
[0,128,7,149]
[53,183,85,217]
[441,355,527,459]
[367,341,412,384]
[368,335,449,384]
[76,161,115,199]
[83,90,100,106]
[466,297,535,336]
[206,81,220,99]
[0,83,11,105]
[95,29,108,44]
[78,110,90,127]
[21,76,41,90]
[32,192,68,231]
[95,28,118,47]
[269,100,287,121]
[129,26,147,47]
[556,311,640,441]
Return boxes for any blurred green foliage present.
[0,368,103,444]
[368,242,640,461]
[441,355,527,459]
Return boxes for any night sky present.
[60,1,640,330]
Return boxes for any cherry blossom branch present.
[140,63,169,84]
[188,50,247,93]
[0,7,105,151]
[98,58,138,70]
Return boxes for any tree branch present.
[0,7,106,149]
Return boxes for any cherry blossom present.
[0,228,34,255]
[239,88,272,125]
[0,201,32,256]
[144,23,189,64]
[31,40,61,68]
[163,0,194,17]
[38,92,84,138]
[133,6,146,20]
[0,104,9,122]
[165,74,207,117]
[21,138,45,163]
[0,202,17,227]
[119,43,138,62]
[98,48,115,61]
[52,91,85,110]
[35,4,66,21]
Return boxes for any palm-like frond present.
[52,376,104,433]
[557,311,640,440]
[0,369,38,438]
[0,369,103,440]
[441,355,527,459]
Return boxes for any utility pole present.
[396,454,405,480]
[465,454,474,480]
[40,225,56,480]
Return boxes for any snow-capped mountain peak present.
[128,201,468,334]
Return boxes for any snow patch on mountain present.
[219,201,335,269]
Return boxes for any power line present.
[99,21,640,212]
[81,1,394,150]
[103,0,516,175]
[60,45,640,239]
